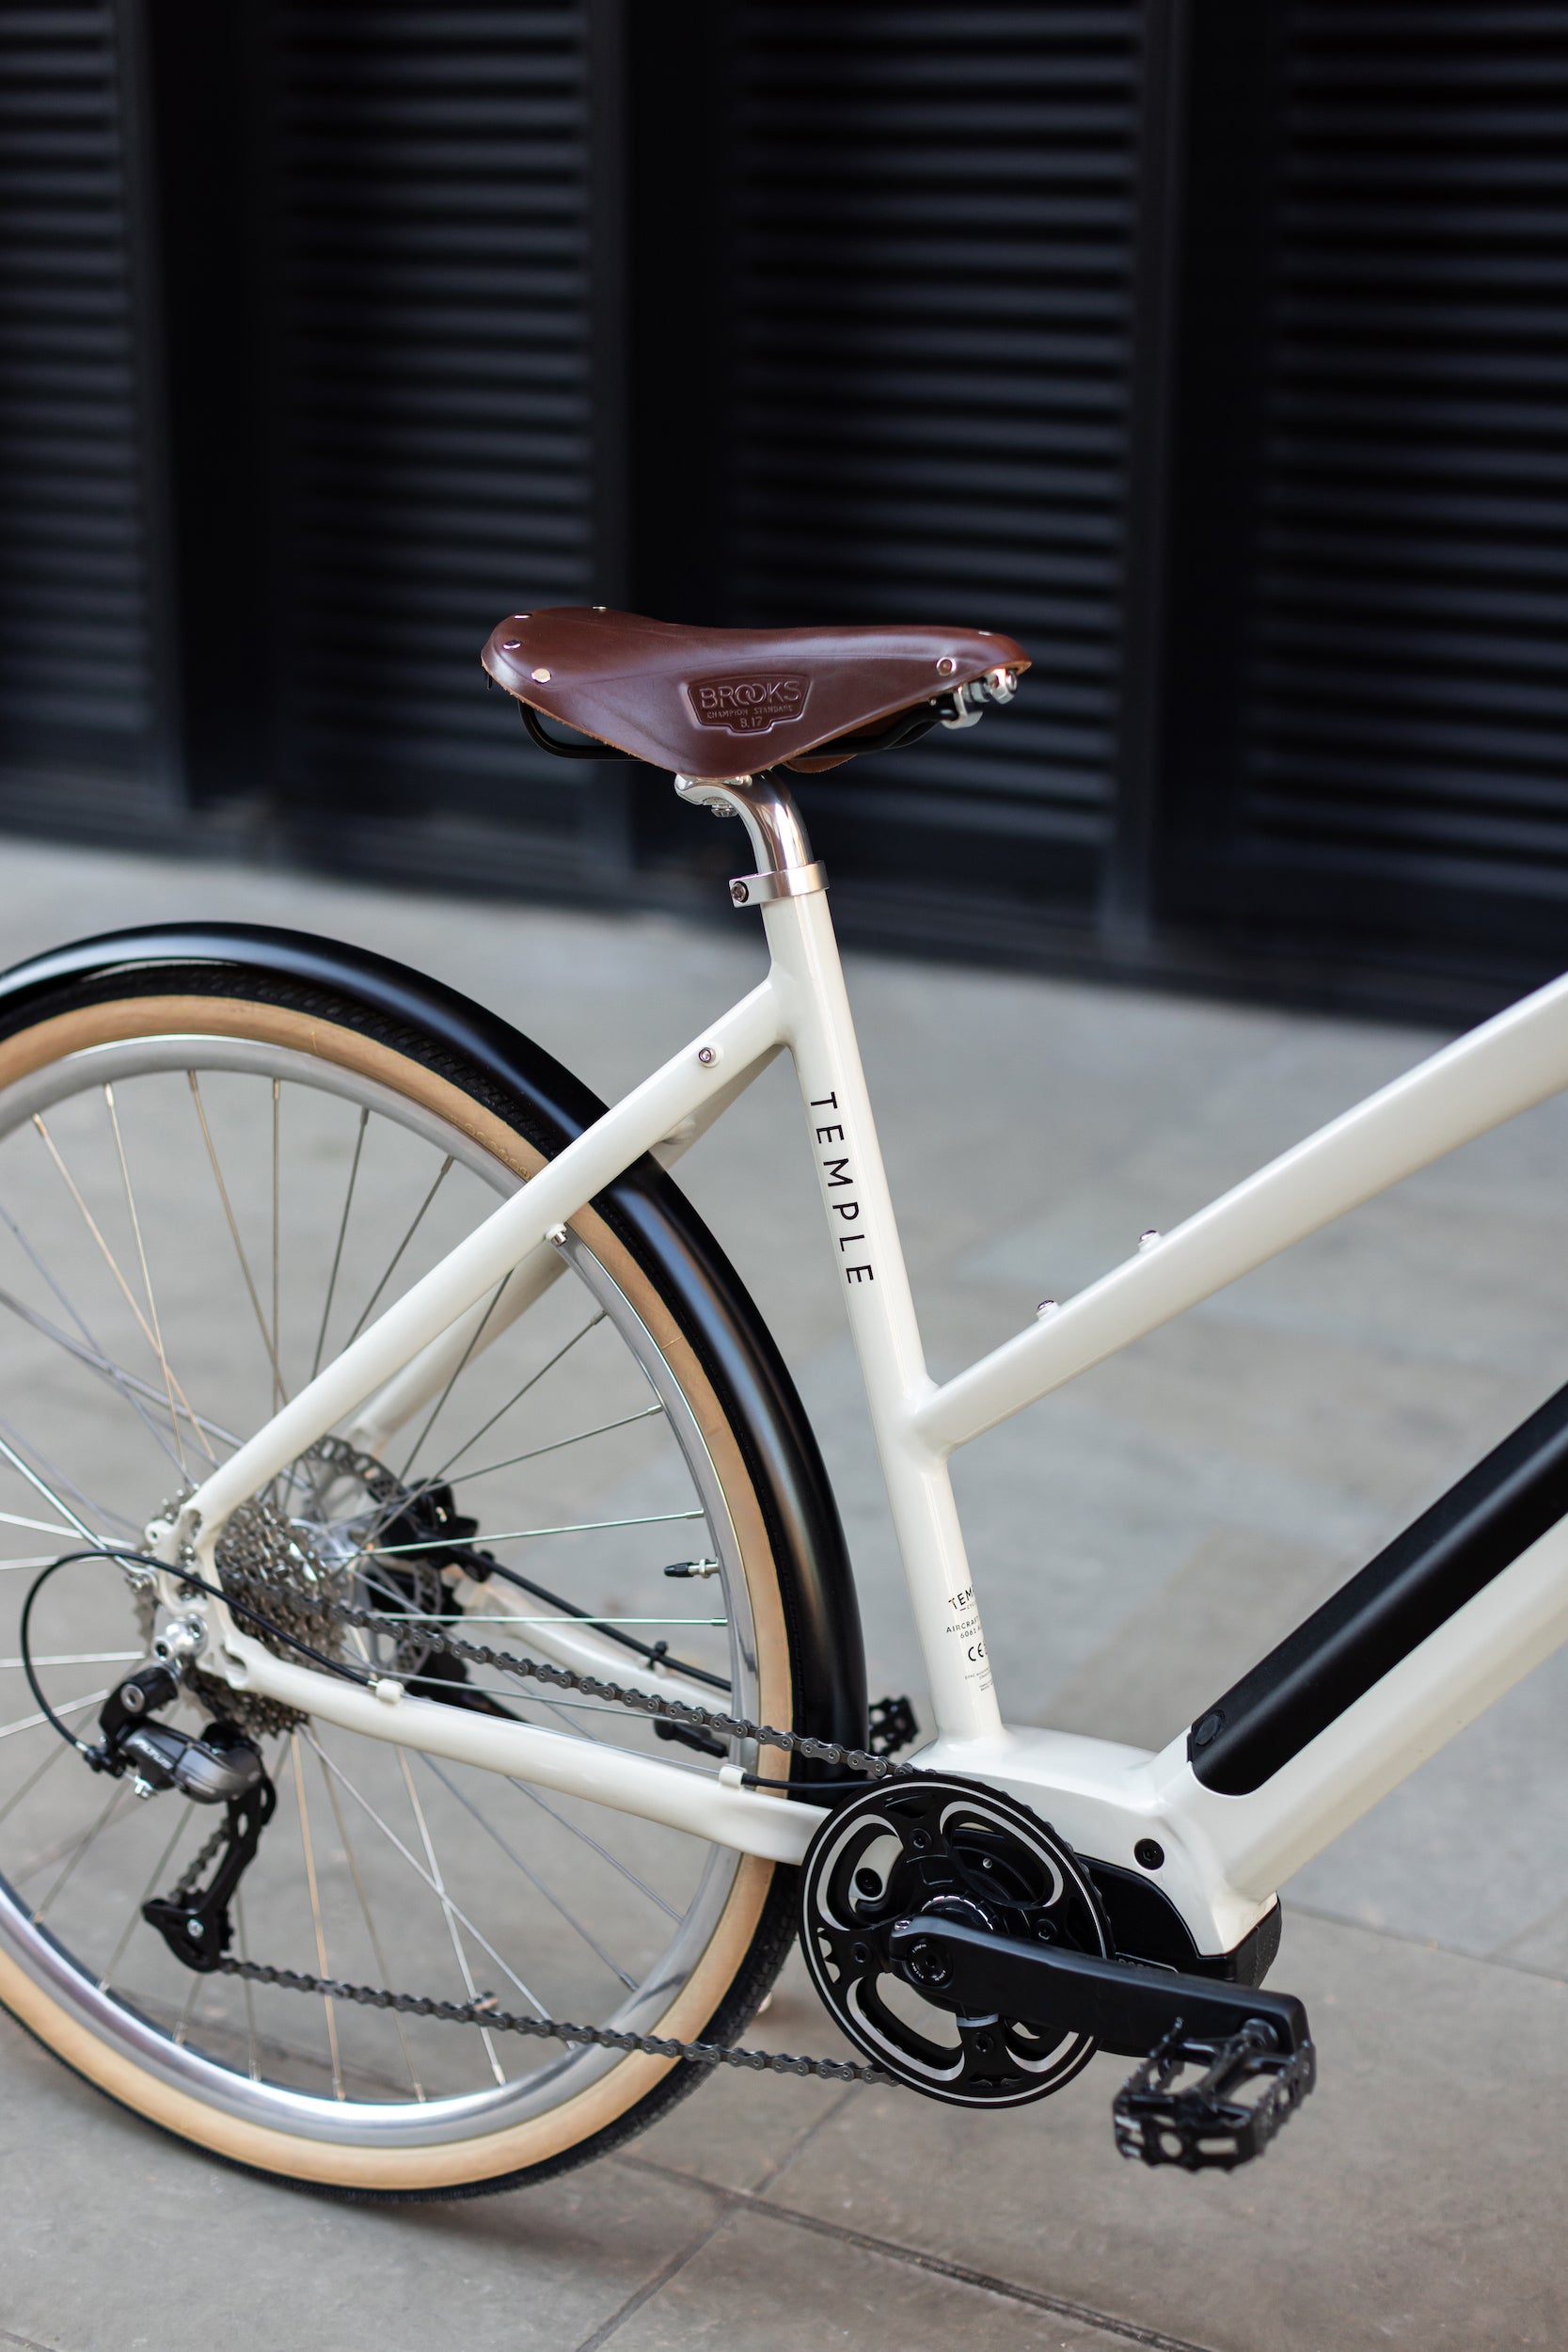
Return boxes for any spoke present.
[367,1509,704,1558]
[31,1783,130,1923]
[271,1081,283,1414]
[233,1888,261,2081]
[0,1688,110,1743]
[429,1311,606,1483]
[0,1726,74,1825]
[0,1510,80,1538]
[172,1963,201,2047]
[27,1119,212,1460]
[397,1750,505,2085]
[103,1082,195,1477]
[316,1742,424,2100]
[97,1797,195,1989]
[288,1733,344,2099]
[0,1279,239,1456]
[398,1272,514,1483]
[310,1108,369,1382]
[453,1401,666,1486]
[0,1424,102,1544]
[0,1652,142,1669]
[507,1778,682,1921]
[420,1756,636,1987]
[378,1613,726,1628]
[0,1227,208,1480]
[342,1155,454,1349]
[305,1736,547,2027]
[187,1072,292,1408]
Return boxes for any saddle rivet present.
[501,639,521,650]
[531,666,552,683]
[937,657,956,674]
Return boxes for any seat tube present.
[769,889,1002,1741]
[674,772,1005,1745]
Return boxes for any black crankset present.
[800,1774,1316,2165]
[800,1773,1112,2106]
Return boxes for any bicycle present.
[1,602,1561,2196]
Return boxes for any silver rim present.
[0,1030,765,2149]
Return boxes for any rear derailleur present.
[85,1662,275,1973]
[800,1773,1315,2170]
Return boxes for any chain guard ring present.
[800,1773,1111,2107]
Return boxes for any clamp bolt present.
[905,1938,950,1988]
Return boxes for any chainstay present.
[213,1954,898,2085]
[217,1565,920,1784]
[198,1561,920,2083]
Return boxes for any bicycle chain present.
[191,1550,918,2087]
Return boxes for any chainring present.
[800,1773,1110,2106]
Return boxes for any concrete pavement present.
[1,836,1565,2350]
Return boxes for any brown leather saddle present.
[482,607,1029,775]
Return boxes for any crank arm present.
[884,1915,1310,2059]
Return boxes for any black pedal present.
[1114,2019,1316,2171]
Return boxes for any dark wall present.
[1,1,1564,1020]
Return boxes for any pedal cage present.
[1113,2019,1317,2171]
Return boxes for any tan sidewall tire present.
[0,993,796,2192]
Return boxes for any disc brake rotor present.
[800,1774,1110,2106]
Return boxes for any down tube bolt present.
[697,1044,720,1066]
[1134,1839,1165,1871]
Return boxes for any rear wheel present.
[0,950,838,2194]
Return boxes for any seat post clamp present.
[729,862,828,909]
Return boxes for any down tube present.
[1155,1510,1568,1905]
[763,887,1004,1743]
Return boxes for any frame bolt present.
[696,1044,721,1067]
[1036,1298,1058,1318]
[1134,1838,1165,1871]
[545,1224,568,1248]
[1138,1229,1161,1250]
[729,881,750,905]
[1193,1711,1224,1748]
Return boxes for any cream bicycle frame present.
[165,774,1568,1958]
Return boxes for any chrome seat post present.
[673,772,828,908]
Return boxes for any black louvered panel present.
[1240,2,1568,942]
[267,3,601,832]
[724,4,1138,900]
[0,3,160,777]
